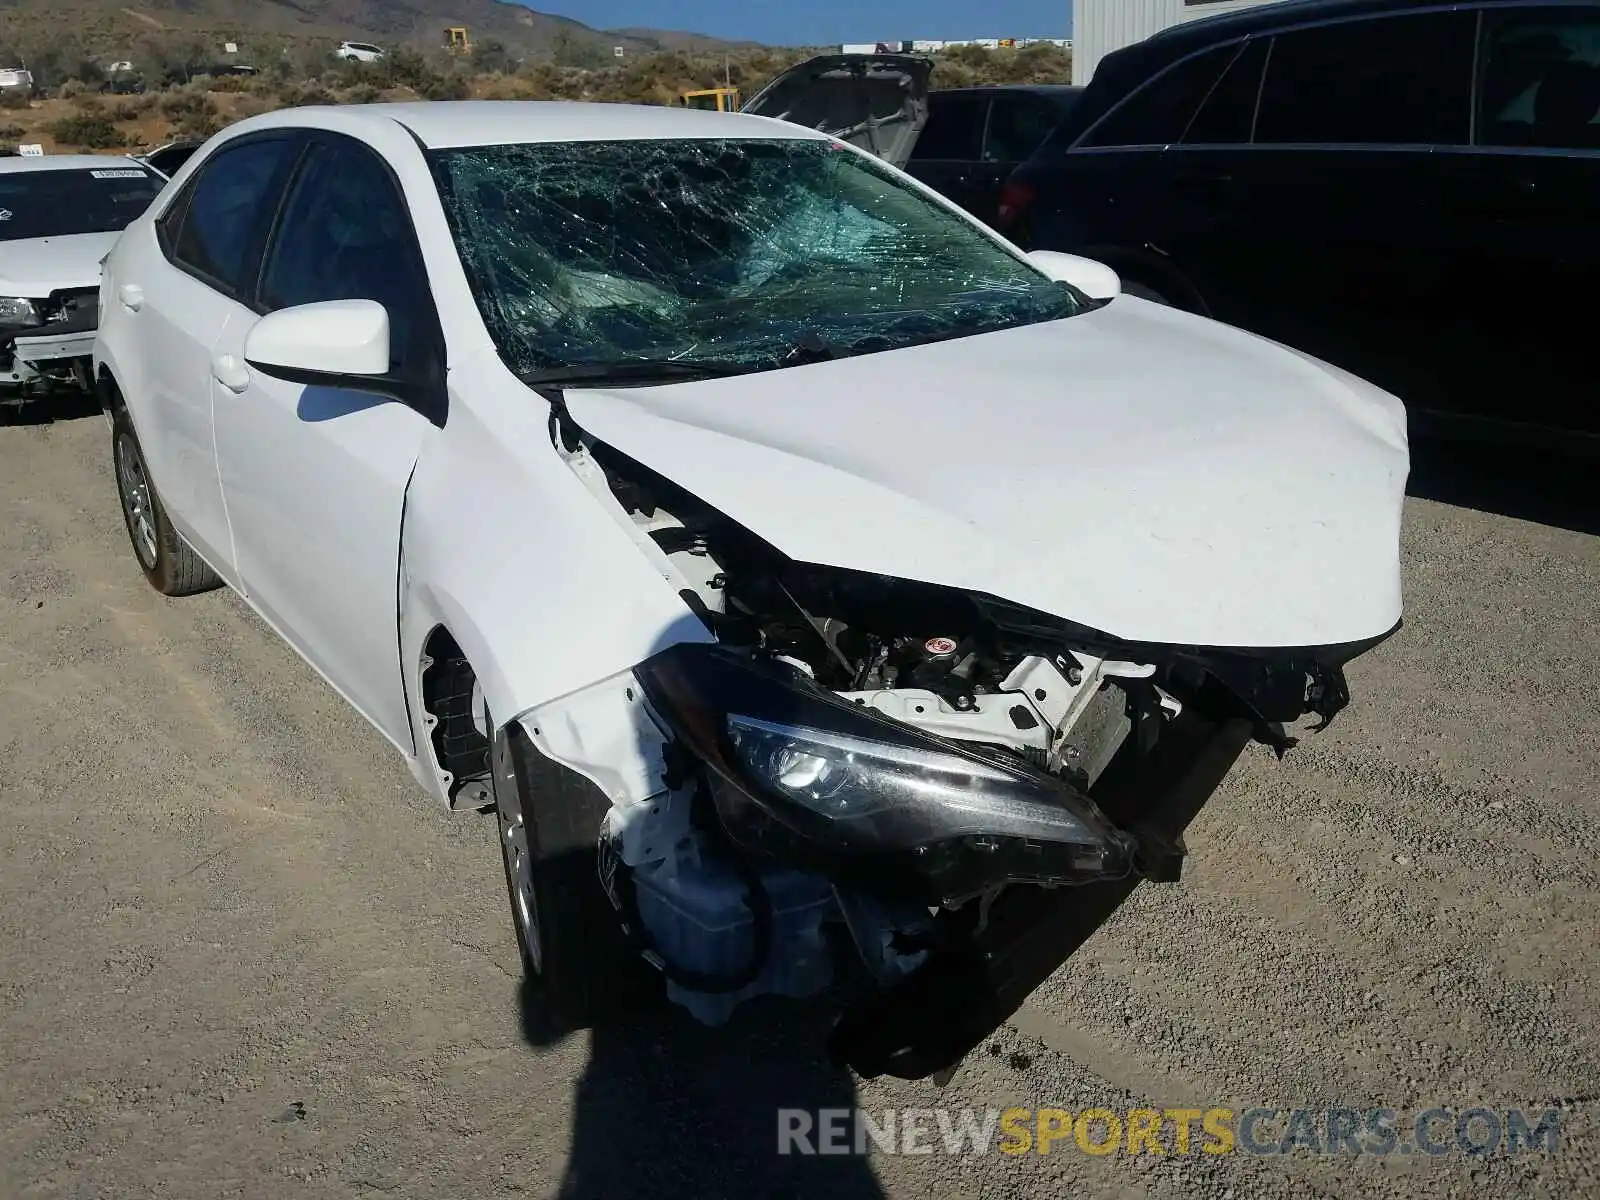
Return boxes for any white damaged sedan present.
[93,102,1408,1078]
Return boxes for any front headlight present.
[636,644,1133,903]
[0,297,40,326]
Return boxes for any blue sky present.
[536,1,1073,48]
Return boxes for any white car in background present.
[92,102,1408,1079]
[336,41,385,64]
[0,67,34,96]
[1,154,165,407]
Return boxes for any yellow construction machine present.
[678,86,740,112]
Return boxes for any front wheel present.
[112,410,221,596]
[491,718,658,1032]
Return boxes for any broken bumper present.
[1,310,98,393]
[829,709,1253,1080]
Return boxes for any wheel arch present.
[96,362,125,419]
[414,620,495,809]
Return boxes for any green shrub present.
[416,72,468,101]
[0,121,24,139]
[112,95,155,120]
[45,111,120,148]
[288,82,334,107]
[158,85,211,119]
[231,94,276,120]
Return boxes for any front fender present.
[398,354,713,759]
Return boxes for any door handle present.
[117,284,143,312]
[211,353,251,394]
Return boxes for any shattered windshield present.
[428,137,1085,378]
[0,166,164,242]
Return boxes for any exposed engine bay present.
[531,403,1389,1077]
[0,287,99,403]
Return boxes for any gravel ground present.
[1,409,1596,1199]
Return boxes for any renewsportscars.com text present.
[777,1106,1562,1158]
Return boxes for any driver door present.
[210,133,444,752]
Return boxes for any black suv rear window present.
[1079,44,1234,148]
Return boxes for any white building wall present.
[1071,0,1288,85]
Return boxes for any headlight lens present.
[637,644,1133,902]
[0,297,40,326]
[727,714,1105,845]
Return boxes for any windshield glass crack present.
[429,137,1084,378]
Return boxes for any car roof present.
[1147,0,1510,45]
[0,153,146,174]
[233,100,833,151]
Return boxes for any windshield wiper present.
[782,329,840,366]
[519,358,755,387]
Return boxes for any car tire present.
[112,409,221,596]
[491,716,659,1033]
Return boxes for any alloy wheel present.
[115,433,158,569]
[493,729,542,974]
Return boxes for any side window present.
[148,143,200,177]
[909,93,989,161]
[1478,7,1600,150]
[1183,38,1268,145]
[154,175,196,256]
[170,138,298,295]
[1079,44,1234,148]
[1254,13,1476,146]
[258,138,430,370]
[982,96,1066,162]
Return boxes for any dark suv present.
[741,55,1082,229]
[1004,0,1600,452]
[904,85,1084,226]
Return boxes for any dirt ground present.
[1,406,1597,1199]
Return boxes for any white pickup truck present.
[1,154,165,407]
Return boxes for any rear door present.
[127,133,303,573]
[1431,3,1600,446]
[904,92,991,214]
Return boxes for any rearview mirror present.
[1024,250,1122,301]
[245,299,391,381]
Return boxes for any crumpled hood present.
[562,296,1409,650]
[0,231,117,297]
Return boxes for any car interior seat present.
[1532,59,1600,148]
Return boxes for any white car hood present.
[0,231,118,296]
[561,297,1409,650]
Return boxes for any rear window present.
[909,92,988,161]
[1078,44,1235,148]
[1183,38,1268,144]
[0,166,164,241]
[983,95,1072,162]
[1254,12,1475,145]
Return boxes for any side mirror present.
[1024,250,1122,301]
[245,298,391,381]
